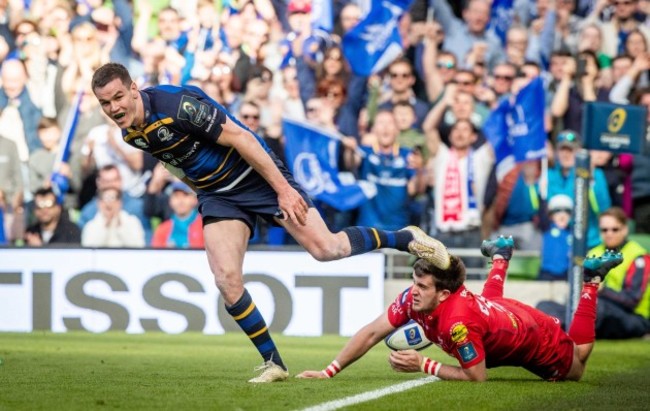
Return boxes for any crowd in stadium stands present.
[0,1,648,268]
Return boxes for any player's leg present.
[203,219,289,383]
[277,208,451,268]
[479,236,514,299]
[564,250,624,381]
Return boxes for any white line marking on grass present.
[298,376,440,411]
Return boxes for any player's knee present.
[307,239,345,262]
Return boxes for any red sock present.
[481,259,508,299]
[568,283,599,345]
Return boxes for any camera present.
[576,57,587,78]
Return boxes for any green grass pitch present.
[0,332,649,410]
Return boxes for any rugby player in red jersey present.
[298,237,623,381]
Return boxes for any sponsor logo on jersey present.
[457,342,478,363]
[157,127,173,142]
[165,141,200,166]
[450,323,469,344]
[177,96,210,126]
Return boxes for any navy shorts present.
[197,152,313,233]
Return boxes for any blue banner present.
[489,0,514,45]
[282,118,376,211]
[51,90,83,202]
[482,77,547,180]
[0,206,5,245]
[342,0,413,76]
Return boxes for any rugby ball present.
[384,320,432,351]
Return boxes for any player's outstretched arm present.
[389,350,487,381]
[217,117,309,225]
[296,313,396,379]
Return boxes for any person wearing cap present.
[547,130,611,249]
[91,62,450,383]
[538,194,573,281]
[151,180,203,248]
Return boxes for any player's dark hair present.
[413,256,465,292]
[92,62,133,92]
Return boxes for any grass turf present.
[0,332,648,410]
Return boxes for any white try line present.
[297,376,440,411]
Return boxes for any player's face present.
[411,274,449,313]
[94,78,139,129]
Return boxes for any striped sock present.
[226,289,286,370]
[342,226,412,256]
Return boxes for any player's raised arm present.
[296,313,396,379]
[216,116,309,226]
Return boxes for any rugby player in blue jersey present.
[91,62,450,383]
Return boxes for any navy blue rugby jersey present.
[121,85,272,193]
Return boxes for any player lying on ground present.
[297,237,623,381]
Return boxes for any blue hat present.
[557,130,580,149]
[170,181,193,194]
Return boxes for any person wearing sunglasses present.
[539,207,650,339]
[24,187,80,246]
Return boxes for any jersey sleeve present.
[441,317,485,369]
[386,287,413,328]
[173,86,227,142]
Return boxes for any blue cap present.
[170,181,193,194]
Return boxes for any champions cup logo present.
[607,108,627,133]
[182,102,196,117]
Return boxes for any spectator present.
[24,187,80,246]
[538,207,650,339]
[585,0,650,59]
[81,187,145,248]
[342,110,425,231]
[538,194,573,281]
[81,111,144,198]
[393,101,427,157]
[547,130,612,249]
[483,160,544,251]
[377,58,430,132]
[0,135,23,243]
[151,181,203,248]
[551,51,609,133]
[431,0,505,70]
[424,119,494,265]
[77,164,149,238]
[28,118,68,194]
[0,59,42,164]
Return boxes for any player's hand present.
[295,370,327,379]
[388,349,423,373]
[277,187,309,226]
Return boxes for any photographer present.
[551,50,610,132]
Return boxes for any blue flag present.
[489,0,514,46]
[483,77,547,181]
[282,118,376,211]
[311,0,333,32]
[342,0,414,76]
[51,90,83,202]
[0,206,5,245]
